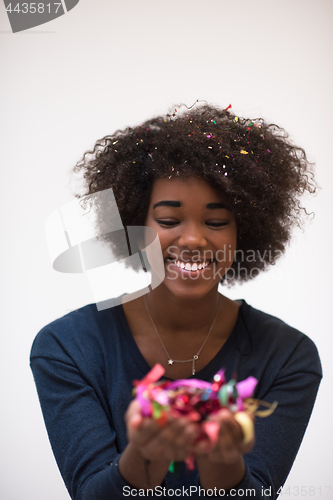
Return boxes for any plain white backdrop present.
[1,1,332,499]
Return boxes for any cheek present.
[229,235,238,264]
[159,235,175,258]
[152,228,176,254]
[228,222,237,251]
[215,229,237,265]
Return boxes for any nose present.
[177,222,207,250]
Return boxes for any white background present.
[0,1,332,499]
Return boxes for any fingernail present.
[130,414,142,429]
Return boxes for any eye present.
[156,219,180,227]
[206,220,229,228]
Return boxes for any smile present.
[168,259,215,272]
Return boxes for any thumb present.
[126,400,144,430]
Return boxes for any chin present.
[161,261,227,299]
[161,277,221,302]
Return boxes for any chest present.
[123,307,239,380]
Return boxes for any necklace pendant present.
[168,359,174,365]
[193,354,199,360]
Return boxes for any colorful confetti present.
[133,364,277,472]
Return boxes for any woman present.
[30,104,322,499]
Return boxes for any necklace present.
[144,295,221,376]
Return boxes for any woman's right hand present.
[125,399,199,462]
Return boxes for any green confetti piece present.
[169,461,183,477]
[152,401,161,419]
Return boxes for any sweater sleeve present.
[30,334,136,500]
[233,335,322,499]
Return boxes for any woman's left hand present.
[194,409,255,464]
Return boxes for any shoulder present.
[239,301,322,378]
[30,301,123,365]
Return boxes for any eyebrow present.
[206,202,228,210]
[153,201,228,210]
[153,200,181,209]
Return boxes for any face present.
[145,177,237,301]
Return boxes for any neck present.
[145,286,222,336]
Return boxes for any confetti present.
[133,364,277,472]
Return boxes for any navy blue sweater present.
[30,300,322,499]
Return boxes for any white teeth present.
[174,260,212,271]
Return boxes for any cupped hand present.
[194,409,255,464]
[125,400,199,462]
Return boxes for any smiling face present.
[145,177,237,301]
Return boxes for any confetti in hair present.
[73,101,316,285]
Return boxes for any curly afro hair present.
[73,103,315,284]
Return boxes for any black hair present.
[73,103,315,283]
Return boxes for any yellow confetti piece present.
[235,116,239,122]
[225,155,229,158]
[240,150,249,154]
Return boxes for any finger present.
[126,402,163,448]
[194,439,212,455]
[171,420,199,454]
[221,412,244,445]
[125,400,143,429]
[143,418,198,461]
[207,410,244,463]
[220,411,255,454]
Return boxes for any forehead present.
[149,177,223,203]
